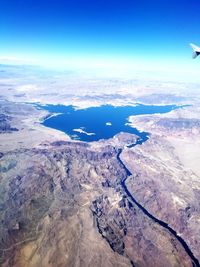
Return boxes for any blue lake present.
[39,104,178,142]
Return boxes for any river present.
[117,137,200,267]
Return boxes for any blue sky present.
[1,0,200,77]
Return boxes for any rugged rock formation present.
[0,140,195,267]
[124,106,200,263]
[0,94,199,267]
[0,114,18,133]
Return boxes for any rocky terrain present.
[0,100,69,152]
[124,105,200,263]
[0,114,18,133]
[0,100,198,267]
[0,66,200,266]
[0,139,194,267]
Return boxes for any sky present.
[1,0,200,79]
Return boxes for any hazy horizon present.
[1,0,200,81]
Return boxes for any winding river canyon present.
[117,136,200,267]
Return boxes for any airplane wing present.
[190,43,199,50]
[190,43,200,59]
[192,52,199,59]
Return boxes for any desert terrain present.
[0,65,200,267]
